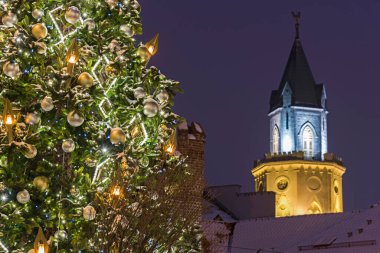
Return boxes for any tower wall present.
[252,155,345,217]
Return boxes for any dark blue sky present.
[139,0,380,211]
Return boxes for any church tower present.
[252,12,346,217]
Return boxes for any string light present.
[0,240,8,253]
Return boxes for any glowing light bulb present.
[38,243,45,253]
[68,55,77,64]
[165,144,175,154]
[5,115,13,125]
[148,45,155,55]
[112,186,121,196]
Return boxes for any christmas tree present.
[0,0,203,252]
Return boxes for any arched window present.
[273,126,280,154]
[303,126,314,158]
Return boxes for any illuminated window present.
[273,126,280,154]
[302,126,314,158]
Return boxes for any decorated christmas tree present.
[0,0,203,252]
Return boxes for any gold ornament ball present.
[65,6,81,24]
[2,13,17,27]
[110,127,126,145]
[23,144,37,159]
[28,250,35,253]
[67,111,85,127]
[32,23,48,40]
[143,98,159,117]
[32,9,44,20]
[16,190,30,204]
[25,112,40,125]
[83,205,96,221]
[3,61,21,78]
[62,139,75,153]
[78,72,94,88]
[41,96,54,111]
[33,176,49,191]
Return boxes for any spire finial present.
[291,11,301,39]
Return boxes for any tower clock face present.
[277,178,289,191]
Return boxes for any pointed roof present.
[270,13,325,112]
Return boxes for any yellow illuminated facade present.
[252,153,345,217]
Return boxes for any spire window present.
[302,126,314,158]
[273,126,280,154]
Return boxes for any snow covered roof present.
[231,204,380,253]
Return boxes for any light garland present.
[0,240,8,253]
[92,158,110,183]
[48,6,83,48]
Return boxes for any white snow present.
[193,122,203,133]
[178,120,188,130]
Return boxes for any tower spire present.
[292,11,301,39]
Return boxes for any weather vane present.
[292,11,301,39]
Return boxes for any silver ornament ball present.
[16,190,30,204]
[41,96,54,111]
[67,111,84,127]
[65,6,81,24]
[23,144,37,159]
[54,230,68,242]
[25,113,40,125]
[143,98,159,117]
[3,61,21,78]
[133,87,146,99]
[156,90,169,104]
[2,13,17,27]
[120,24,134,37]
[83,205,96,221]
[32,9,44,20]
[62,139,75,153]
[83,18,95,30]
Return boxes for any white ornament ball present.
[83,18,95,30]
[110,127,126,145]
[67,111,84,127]
[16,190,30,204]
[54,230,68,241]
[32,9,44,20]
[25,112,40,125]
[3,61,20,78]
[2,13,17,27]
[23,144,37,159]
[83,205,96,221]
[62,139,75,153]
[143,98,159,117]
[31,23,48,40]
[41,96,54,111]
[120,24,134,37]
[156,90,169,104]
[133,87,146,99]
[65,6,81,24]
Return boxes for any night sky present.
[139,0,380,211]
